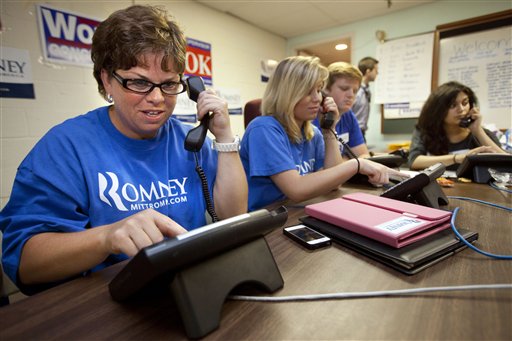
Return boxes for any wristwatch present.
[212,135,240,152]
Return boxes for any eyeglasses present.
[112,71,187,95]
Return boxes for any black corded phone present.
[380,162,449,209]
[456,153,512,183]
[183,76,218,222]
[459,102,475,128]
[459,115,474,128]
[184,76,210,152]
[320,91,335,129]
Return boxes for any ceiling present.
[196,0,434,39]
[195,0,435,65]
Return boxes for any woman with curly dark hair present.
[408,81,505,170]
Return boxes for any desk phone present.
[381,163,448,208]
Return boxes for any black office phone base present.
[169,237,284,339]
[413,181,449,209]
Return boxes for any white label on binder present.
[375,216,425,234]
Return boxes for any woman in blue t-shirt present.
[240,56,407,211]
[0,5,247,294]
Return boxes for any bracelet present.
[355,158,360,174]
[212,136,240,152]
[453,154,457,164]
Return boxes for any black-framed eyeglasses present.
[112,71,187,95]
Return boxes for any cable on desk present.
[489,181,512,194]
[228,284,512,302]
[451,207,512,259]
[448,195,511,212]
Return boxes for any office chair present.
[243,98,262,128]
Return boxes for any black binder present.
[299,216,478,275]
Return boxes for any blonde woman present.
[240,56,406,211]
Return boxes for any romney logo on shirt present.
[98,172,189,211]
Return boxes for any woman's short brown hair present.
[91,5,187,100]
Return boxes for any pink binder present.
[304,192,452,248]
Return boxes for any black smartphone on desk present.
[283,224,331,250]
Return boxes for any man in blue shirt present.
[313,62,371,159]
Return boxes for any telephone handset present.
[184,76,210,152]
[459,103,475,128]
[459,115,474,128]
[320,91,335,129]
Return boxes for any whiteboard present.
[438,26,512,129]
[374,33,434,105]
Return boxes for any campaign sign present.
[185,38,212,86]
[36,4,101,67]
[0,47,35,99]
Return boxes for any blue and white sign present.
[0,47,35,99]
[36,4,101,67]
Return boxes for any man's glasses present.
[112,71,187,95]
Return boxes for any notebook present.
[299,215,478,275]
[304,192,452,248]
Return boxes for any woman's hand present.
[196,89,234,142]
[456,146,497,164]
[358,159,409,186]
[467,107,483,132]
[101,209,187,256]
[319,95,340,130]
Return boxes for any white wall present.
[0,0,286,208]
[2,1,510,208]
[287,1,511,151]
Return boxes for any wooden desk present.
[1,183,511,340]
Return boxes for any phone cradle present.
[169,237,283,339]
[412,181,449,209]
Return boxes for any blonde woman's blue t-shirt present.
[240,116,325,211]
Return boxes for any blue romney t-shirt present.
[240,116,325,211]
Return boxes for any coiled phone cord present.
[194,152,219,222]
[329,128,360,174]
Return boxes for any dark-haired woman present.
[409,81,505,170]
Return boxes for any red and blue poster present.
[185,38,212,86]
[36,4,101,67]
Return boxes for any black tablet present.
[109,206,288,301]
[456,153,512,183]
[299,216,478,275]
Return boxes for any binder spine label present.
[375,217,425,234]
